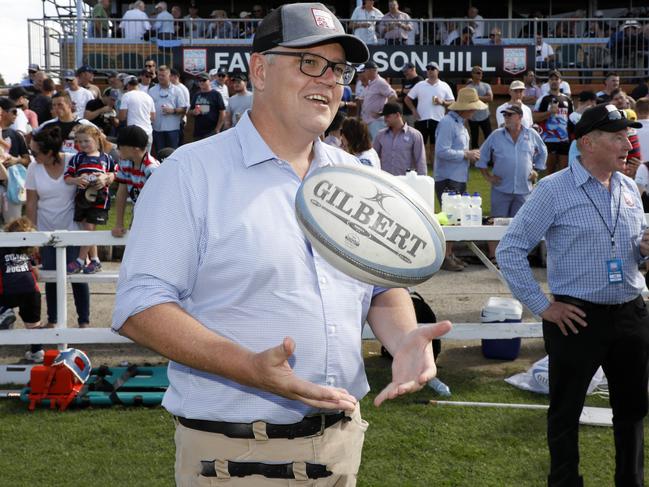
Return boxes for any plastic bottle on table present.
[445,191,456,226]
[471,192,482,226]
[460,192,472,226]
[428,377,451,396]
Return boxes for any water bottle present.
[452,192,462,226]
[471,192,482,226]
[441,190,450,216]
[445,191,456,226]
[460,192,472,226]
[428,377,451,396]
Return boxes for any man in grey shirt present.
[224,71,252,129]
[465,65,493,149]
[148,65,187,153]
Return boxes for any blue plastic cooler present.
[481,297,523,360]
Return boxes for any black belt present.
[200,460,333,479]
[177,412,348,439]
[554,294,642,310]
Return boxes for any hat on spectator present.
[9,86,30,101]
[28,64,40,73]
[500,104,523,116]
[196,72,210,81]
[509,80,525,90]
[401,62,415,72]
[548,69,562,79]
[63,69,76,81]
[105,70,118,78]
[426,61,440,71]
[574,104,641,138]
[252,3,369,64]
[229,70,248,81]
[188,1,198,9]
[75,65,95,76]
[123,75,138,87]
[117,72,129,81]
[102,87,119,99]
[240,11,251,18]
[363,60,378,70]
[117,125,149,150]
[0,98,17,111]
[379,102,403,116]
[448,87,488,111]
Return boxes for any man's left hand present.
[374,321,452,407]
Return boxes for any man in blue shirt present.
[434,87,485,271]
[477,104,547,263]
[497,104,649,487]
[112,3,451,485]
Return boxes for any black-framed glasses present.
[217,73,226,77]
[262,51,356,86]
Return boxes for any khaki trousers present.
[174,405,368,487]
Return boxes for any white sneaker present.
[0,307,16,330]
[25,350,44,363]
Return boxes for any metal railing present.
[26,16,649,82]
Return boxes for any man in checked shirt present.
[497,103,649,487]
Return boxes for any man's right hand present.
[251,337,357,412]
[465,149,480,163]
[111,225,126,237]
[540,302,587,336]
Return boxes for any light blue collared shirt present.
[476,127,548,195]
[112,112,376,423]
[497,158,647,315]
[434,111,470,183]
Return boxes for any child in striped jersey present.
[64,125,116,274]
[111,125,160,237]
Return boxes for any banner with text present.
[174,45,535,79]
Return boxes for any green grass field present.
[1,344,643,486]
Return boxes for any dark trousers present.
[40,246,90,325]
[152,129,181,155]
[468,118,492,149]
[544,295,649,487]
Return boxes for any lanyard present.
[579,178,622,256]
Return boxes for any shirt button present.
[319,276,327,285]
[326,376,335,386]
[328,324,336,334]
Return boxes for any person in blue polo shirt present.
[477,104,547,264]
[497,104,649,487]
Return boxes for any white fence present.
[0,227,551,348]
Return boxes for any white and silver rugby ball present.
[295,165,445,287]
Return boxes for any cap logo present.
[312,8,336,30]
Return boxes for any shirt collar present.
[572,156,623,188]
[235,111,333,170]
[449,111,464,123]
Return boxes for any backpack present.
[6,164,27,205]
[380,291,442,360]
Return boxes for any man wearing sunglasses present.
[113,3,450,485]
[498,104,649,487]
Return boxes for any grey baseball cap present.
[252,3,369,64]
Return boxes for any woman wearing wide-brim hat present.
[434,87,488,272]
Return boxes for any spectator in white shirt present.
[153,1,175,35]
[350,0,383,45]
[120,0,151,40]
[634,98,649,209]
[535,33,555,67]
[467,6,484,38]
[118,76,156,151]
[64,70,95,120]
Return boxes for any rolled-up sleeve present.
[435,118,465,162]
[111,155,206,331]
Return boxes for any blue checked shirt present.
[112,112,377,423]
[476,127,548,195]
[496,158,647,315]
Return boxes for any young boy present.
[111,125,160,237]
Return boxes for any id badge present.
[607,258,623,284]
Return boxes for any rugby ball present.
[295,165,446,287]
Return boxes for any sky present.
[0,0,48,85]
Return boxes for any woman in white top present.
[25,127,90,328]
[340,117,381,170]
